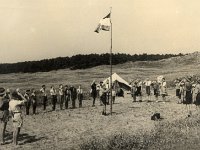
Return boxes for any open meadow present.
[1,52,200,150]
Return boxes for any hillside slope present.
[0,52,199,91]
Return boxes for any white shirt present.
[40,88,47,96]
[77,88,83,94]
[59,88,64,95]
[145,80,152,86]
[50,88,56,96]
[9,99,25,113]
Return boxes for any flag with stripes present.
[95,13,111,33]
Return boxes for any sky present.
[0,0,200,63]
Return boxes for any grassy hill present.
[0,52,199,91]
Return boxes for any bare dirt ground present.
[1,89,196,150]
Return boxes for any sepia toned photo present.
[0,0,200,150]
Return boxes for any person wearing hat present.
[9,90,27,145]
[40,85,48,111]
[0,87,10,145]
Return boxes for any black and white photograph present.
[0,0,200,149]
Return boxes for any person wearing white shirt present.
[144,78,152,100]
[160,78,167,102]
[9,90,27,145]
[50,86,57,111]
[58,84,64,110]
[77,85,83,108]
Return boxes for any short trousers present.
[12,113,23,128]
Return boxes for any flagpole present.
[110,7,113,115]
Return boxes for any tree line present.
[0,53,183,74]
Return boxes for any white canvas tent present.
[102,73,131,91]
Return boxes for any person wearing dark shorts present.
[183,77,193,117]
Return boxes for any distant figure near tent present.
[102,73,131,97]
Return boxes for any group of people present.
[130,77,167,102]
[0,81,118,145]
[174,76,200,117]
[2,75,200,145]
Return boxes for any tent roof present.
[103,73,131,88]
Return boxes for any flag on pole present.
[95,13,111,33]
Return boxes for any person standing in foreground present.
[50,86,57,111]
[77,85,83,108]
[58,84,64,110]
[0,87,10,145]
[40,85,48,111]
[91,80,97,107]
[183,77,193,117]
[9,90,27,145]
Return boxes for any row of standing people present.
[0,84,87,145]
[174,76,200,117]
[0,81,116,145]
[131,77,167,102]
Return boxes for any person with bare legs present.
[9,90,27,145]
[182,77,193,117]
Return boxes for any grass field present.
[1,52,200,150]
